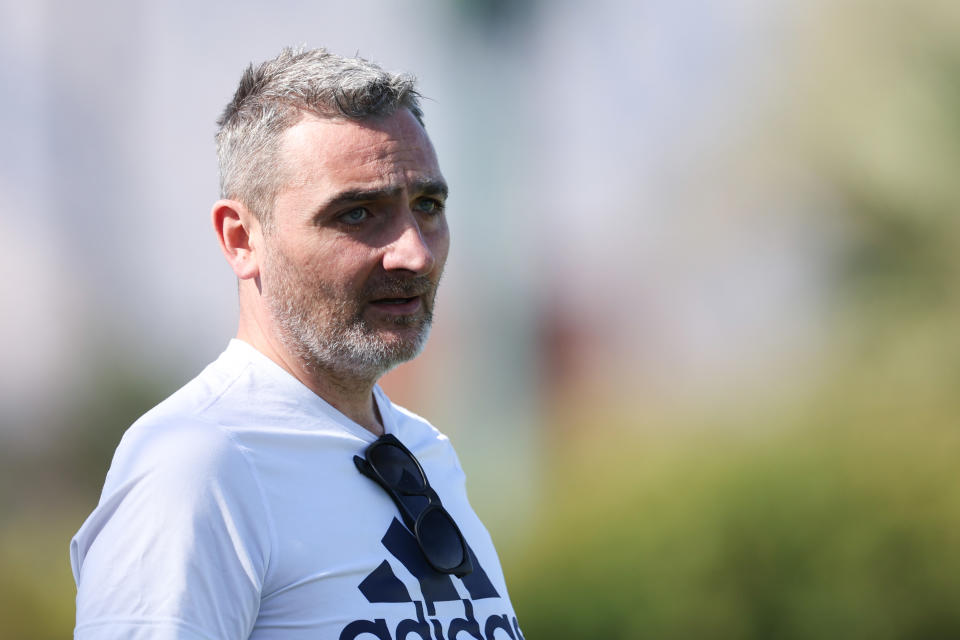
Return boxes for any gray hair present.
[215,47,424,227]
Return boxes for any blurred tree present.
[507,1,960,637]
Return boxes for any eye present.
[414,198,445,215]
[339,207,370,225]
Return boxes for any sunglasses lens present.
[360,435,472,576]
[369,443,426,491]
[417,507,466,571]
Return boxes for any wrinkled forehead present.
[277,109,442,191]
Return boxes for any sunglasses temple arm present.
[353,455,376,479]
[354,456,416,526]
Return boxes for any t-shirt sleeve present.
[70,417,273,640]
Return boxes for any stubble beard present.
[263,244,438,383]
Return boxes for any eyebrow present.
[321,178,448,211]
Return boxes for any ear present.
[212,198,261,280]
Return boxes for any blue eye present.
[415,198,445,215]
[340,208,369,225]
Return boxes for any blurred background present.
[2,0,960,637]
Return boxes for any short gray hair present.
[215,47,424,227]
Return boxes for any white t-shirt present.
[70,339,522,640]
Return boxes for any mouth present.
[368,296,423,315]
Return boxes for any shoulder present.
[100,349,256,486]
[105,409,249,496]
[86,406,268,556]
[71,345,275,636]
[72,410,272,626]
[72,410,270,638]
[84,365,270,551]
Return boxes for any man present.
[70,47,522,640]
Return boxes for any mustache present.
[363,275,435,300]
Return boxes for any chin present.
[317,327,430,380]
[378,329,431,362]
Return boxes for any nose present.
[382,214,436,275]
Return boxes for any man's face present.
[259,109,449,380]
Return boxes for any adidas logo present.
[339,518,524,640]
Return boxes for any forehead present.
[278,110,442,194]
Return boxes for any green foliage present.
[0,515,78,640]
[507,392,960,639]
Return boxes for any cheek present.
[324,246,384,289]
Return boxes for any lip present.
[367,296,423,315]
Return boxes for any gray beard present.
[263,247,436,382]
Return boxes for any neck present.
[237,314,385,437]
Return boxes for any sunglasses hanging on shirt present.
[354,434,474,577]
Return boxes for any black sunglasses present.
[354,434,473,577]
